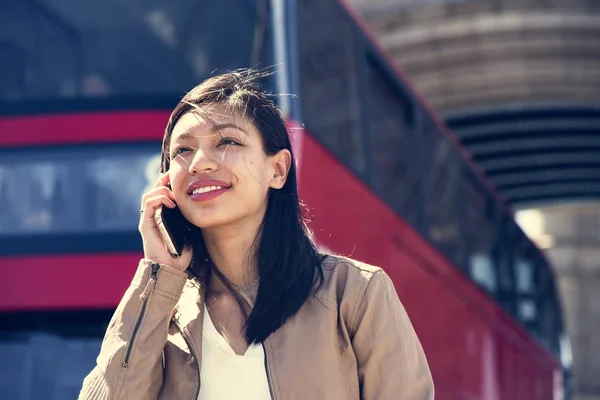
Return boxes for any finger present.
[141,195,176,219]
[153,172,171,189]
[141,186,175,203]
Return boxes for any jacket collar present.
[173,276,259,332]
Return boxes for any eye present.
[170,147,191,159]
[217,138,242,147]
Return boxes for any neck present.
[202,216,263,295]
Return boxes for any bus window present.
[182,0,271,80]
[0,311,109,400]
[516,259,536,323]
[366,61,420,225]
[539,278,561,352]
[0,0,267,101]
[0,334,101,400]
[0,145,159,236]
[514,245,539,331]
[463,171,498,295]
[496,219,518,314]
[421,118,463,269]
[297,0,367,176]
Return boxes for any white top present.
[198,304,272,400]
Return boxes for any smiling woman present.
[78,69,434,400]
[167,106,290,233]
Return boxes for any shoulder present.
[315,254,398,333]
[320,254,385,286]
[318,255,390,306]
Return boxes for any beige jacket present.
[79,256,434,399]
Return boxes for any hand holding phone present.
[139,173,193,271]
[154,204,191,258]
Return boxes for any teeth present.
[192,186,223,195]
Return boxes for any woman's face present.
[167,104,289,229]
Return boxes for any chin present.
[186,213,224,229]
[180,198,265,231]
[184,209,237,230]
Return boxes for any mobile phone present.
[154,205,191,258]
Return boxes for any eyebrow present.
[175,123,248,141]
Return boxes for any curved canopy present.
[351,0,600,207]
[446,105,600,207]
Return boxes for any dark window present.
[0,0,268,102]
[0,145,160,236]
[539,281,559,352]
[462,171,498,295]
[542,290,562,357]
[422,118,463,268]
[530,257,561,352]
[367,61,419,224]
[513,242,539,331]
[496,219,518,314]
[297,0,367,176]
[512,237,563,356]
[0,311,110,400]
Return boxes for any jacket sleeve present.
[78,259,188,400]
[351,270,434,400]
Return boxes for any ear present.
[268,149,292,189]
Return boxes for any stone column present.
[519,205,600,400]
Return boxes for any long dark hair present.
[160,69,325,343]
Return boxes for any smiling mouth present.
[190,185,226,195]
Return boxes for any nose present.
[188,146,218,175]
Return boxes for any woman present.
[79,69,434,400]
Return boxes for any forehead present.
[170,106,256,141]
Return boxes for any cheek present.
[217,145,247,167]
[168,162,188,192]
[235,153,271,184]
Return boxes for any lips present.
[187,179,231,194]
[190,185,225,195]
[187,179,230,202]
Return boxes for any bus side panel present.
[297,129,559,400]
[0,253,141,311]
[0,111,169,147]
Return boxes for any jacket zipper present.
[262,342,276,400]
[122,262,160,368]
[174,319,201,400]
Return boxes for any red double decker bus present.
[0,0,565,399]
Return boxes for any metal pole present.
[270,0,291,117]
